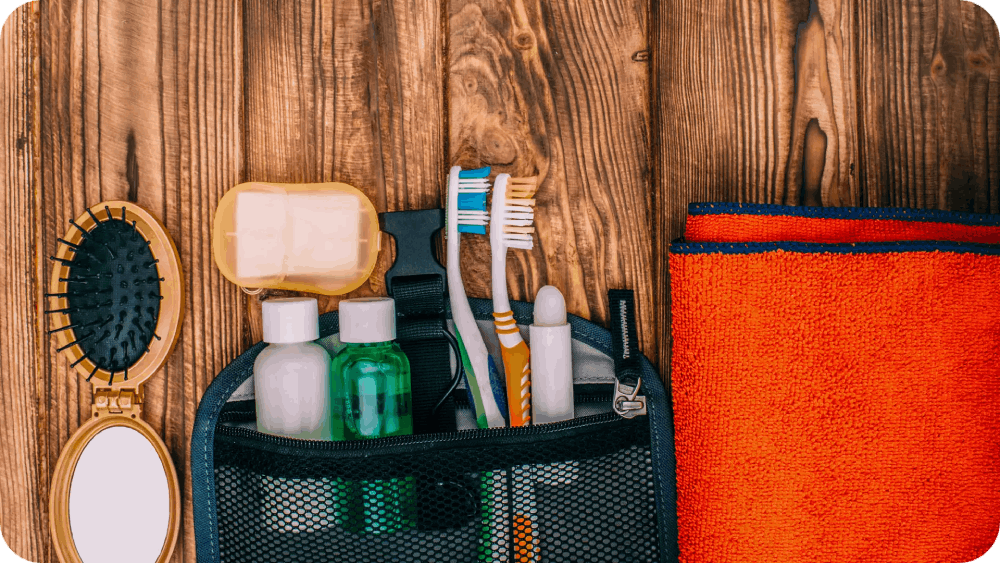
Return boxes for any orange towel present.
[670,203,1000,563]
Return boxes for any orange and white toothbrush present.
[490,174,538,428]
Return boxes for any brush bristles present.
[506,240,534,250]
[504,226,535,234]
[454,174,491,234]
[457,178,490,190]
[497,176,539,249]
[457,210,489,224]
[508,176,539,194]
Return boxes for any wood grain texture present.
[652,0,1000,365]
[0,4,43,560]
[858,0,1000,211]
[242,0,445,343]
[448,0,655,358]
[37,0,242,561]
[1,0,999,559]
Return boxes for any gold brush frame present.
[48,415,181,563]
[47,201,184,563]
[48,201,184,388]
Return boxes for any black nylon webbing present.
[392,275,455,435]
[608,289,642,388]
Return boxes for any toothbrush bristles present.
[494,175,539,249]
[504,226,535,234]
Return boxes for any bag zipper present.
[215,411,626,454]
[217,384,615,424]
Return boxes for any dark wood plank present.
[448,0,655,359]
[654,0,1000,366]
[242,0,445,343]
[653,0,865,366]
[39,0,243,560]
[0,4,44,560]
[858,0,1000,211]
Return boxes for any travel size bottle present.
[330,297,413,440]
[254,297,333,440]
[331,297,415,534]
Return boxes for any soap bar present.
[286,191,361,274]
[233,190,286,281]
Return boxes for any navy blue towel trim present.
[687,202,1000,226]
[670,240,1000,256]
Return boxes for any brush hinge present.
[92,388,143,418]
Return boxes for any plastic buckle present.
[380,209,446,297]
[613,378,647,418]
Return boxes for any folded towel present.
[670,203,1000,563]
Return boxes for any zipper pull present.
[613,379,646,418]
[608,289,647,418]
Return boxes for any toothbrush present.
[490,174,541,562]
[447,165,507,429]
[490,174,538,427]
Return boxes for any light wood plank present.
[858,0,1000,211]
[0,4,44,560]
[448,0,655,360]
[39,0,242,560]
[653,0,862,365]
[242,0,446,342]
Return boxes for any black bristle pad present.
[65,217,161,374]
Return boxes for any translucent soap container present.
[213,182,381,295]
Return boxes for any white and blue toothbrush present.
[447,165,508,429]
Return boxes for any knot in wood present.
[476,127,518,165]
[515,32,534,50]
[930,54,947,78]
[632,50,650,62]
[968,52,992,72]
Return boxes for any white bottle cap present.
[262,297,320,343]
[339,297,396,343]
[533,285,567,326]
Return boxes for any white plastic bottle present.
[530,286,574,424]
[254,297,333,440]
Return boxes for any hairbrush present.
[46,202,183,387]
[46,201,184,563]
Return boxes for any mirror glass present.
[69,426,170,563]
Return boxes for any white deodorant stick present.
[530,286,574,424]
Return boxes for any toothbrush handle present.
[495,313,531,427]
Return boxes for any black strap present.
[380,210,470,531]
[390,275,455,434]
[608,289,641,388]
[381,210,456,435]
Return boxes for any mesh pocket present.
[213,414,658,563]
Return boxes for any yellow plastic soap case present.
[48,202,184,563]
[212,181,382,295]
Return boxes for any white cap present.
[262,297,320,343]
[533,285,567,326]
[339,297,396,343]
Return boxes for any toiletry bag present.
[191,297,678,563]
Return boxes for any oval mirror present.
[50,417,180,563]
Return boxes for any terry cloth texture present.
[669,203,1000,563]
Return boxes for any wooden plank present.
[653,0,862,366]
[447,0,655,359]
[242,0,445,343]
[0,4,44,560]
[858,0,1000,211]
[39,0,242,560]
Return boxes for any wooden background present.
[1,0,998,560]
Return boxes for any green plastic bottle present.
[330,297,415,534]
